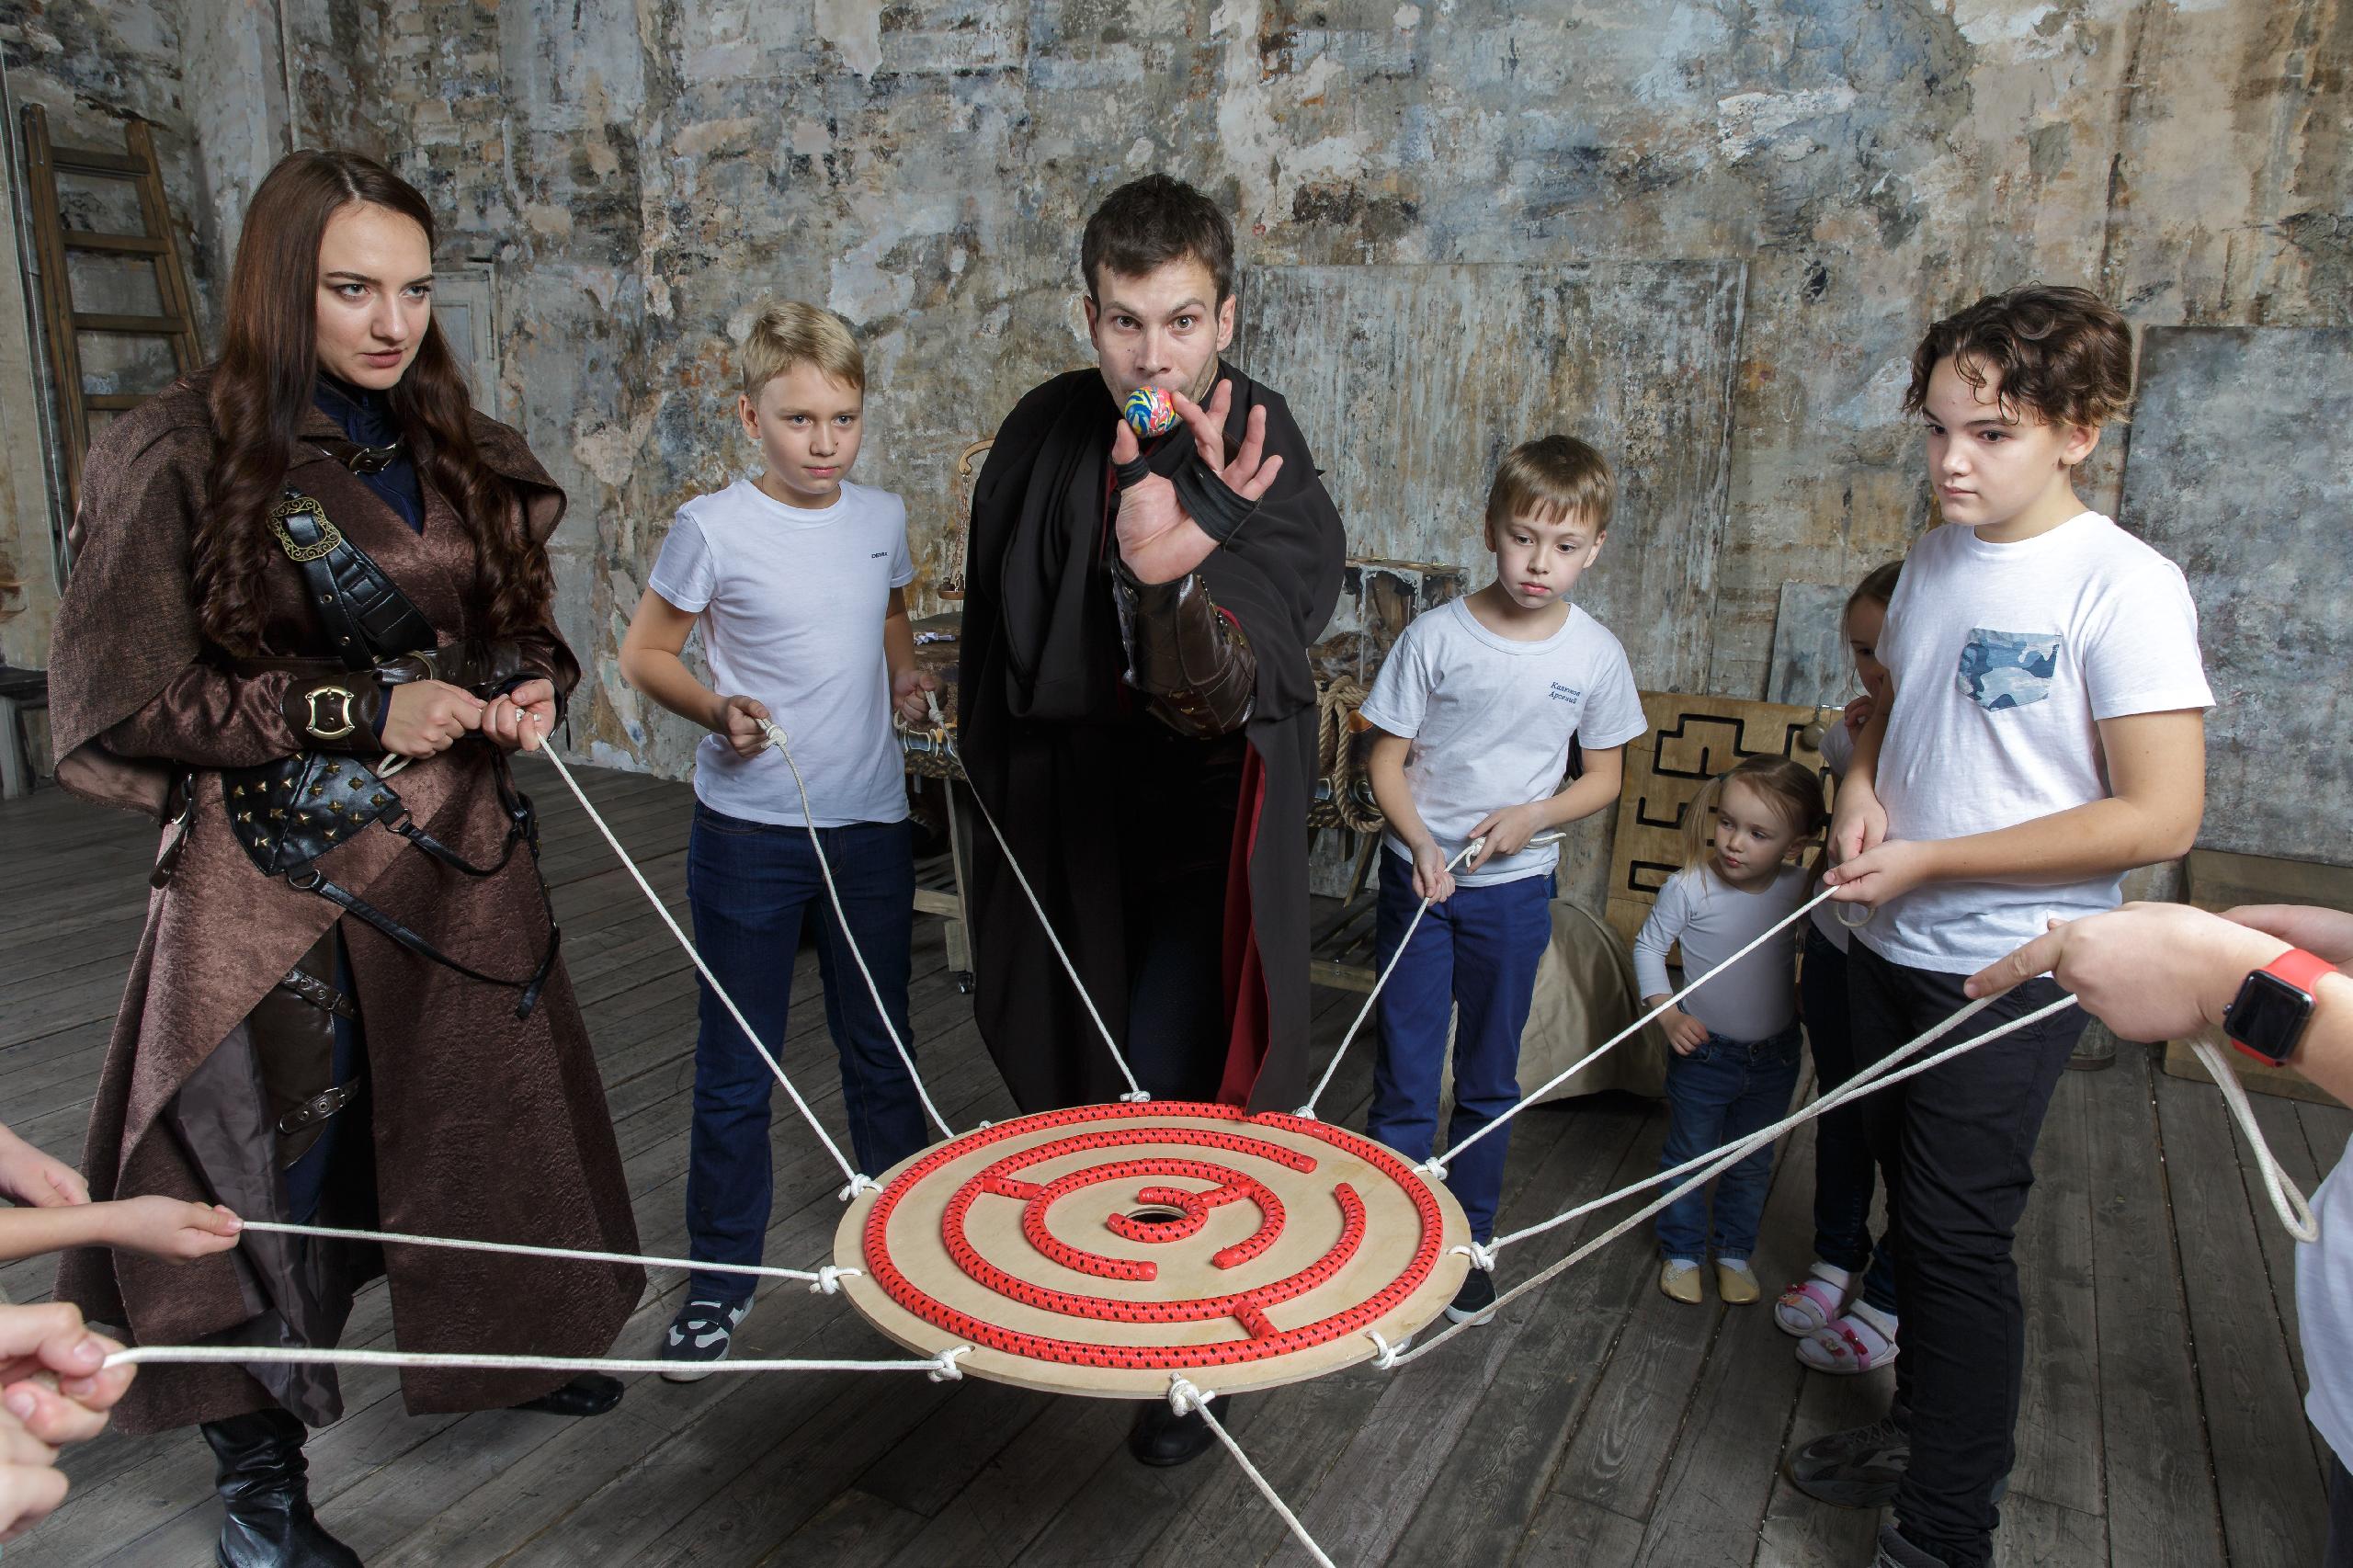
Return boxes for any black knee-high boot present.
[199,1409,362,1568]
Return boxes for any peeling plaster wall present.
[7,2,2347,857]
[304,0,2346,795]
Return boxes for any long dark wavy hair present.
[195,149,549,654]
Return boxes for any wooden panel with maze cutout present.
[1604,692,1831,951]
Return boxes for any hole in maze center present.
[1122,1205,1190,1228]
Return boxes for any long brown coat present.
[47,382,643,1434]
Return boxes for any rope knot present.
[1453,1240,1498,1271]
[1418,1158,1449,1183]
[1166,1374,1214,1417]
[1119,1090,1153,1104]
[837,1174,882,1202]
[1290,1106,1319,1121]
[810,1266,860,1296]
[1366,1330,1406,1370]
[926,1345,973,1382]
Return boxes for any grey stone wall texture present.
[3,0,2347,881]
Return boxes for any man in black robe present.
[958,175,1346,1463]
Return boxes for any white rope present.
[529,733,870,1193]
[2191,1029,2320,1242]
[758,717,954,1141]
[237,1220,856,1291]
[1386,992,2074,1367]
[1165,1377,1336,1568]
[1426,885,1837,1178]
[99,1344,972,1380]
[936,709,1148,1103]
[1297,832,1564,1118]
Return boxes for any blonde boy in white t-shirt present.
[1786,286,2213,1568]
[618,301,937,1378]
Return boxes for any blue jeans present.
[684,804,928,1301]
[1365,854,1553,1244]
[1655,1020,1803,1262]
[1802,926,1899,1313]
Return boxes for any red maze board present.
[834,1102,1473,1397]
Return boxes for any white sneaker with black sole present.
[659,1297,752,1382]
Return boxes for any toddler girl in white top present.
[1633,755,1824,1308]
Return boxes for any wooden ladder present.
[18,104,204,517]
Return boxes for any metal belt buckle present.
[302,686,358,741]
[267,494,346,562]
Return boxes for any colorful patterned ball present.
[1124,385,1179,438]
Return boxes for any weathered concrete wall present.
[297,0,2346,792]
[8,1,2347,874]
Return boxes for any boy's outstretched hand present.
[892,668,939,725]
[103,1197,242,1261]
[1110,379,1285,585]
[710,694,773,760]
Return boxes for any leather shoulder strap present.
[268,491,438,669]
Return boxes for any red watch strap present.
[2265,948,2336,998]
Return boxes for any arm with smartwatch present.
[1965,901,2353,1100]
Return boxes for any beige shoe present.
[1659,1258,1703,1304]
[1717,1259,1762,1304]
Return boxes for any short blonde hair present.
[741,300,864,402]
[1484,435,1613,538]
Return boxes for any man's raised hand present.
[1110,380,1286,585]
[1170,381,1284,504]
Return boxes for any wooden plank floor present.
[3,764,2341,1567]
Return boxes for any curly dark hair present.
[1904,284,2134,430]
[1080,174,1235,303]
[194,149,549,655]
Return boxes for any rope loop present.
[838,1174,882,1202]
[810,1266,860,1296]
[1366,1330,1404,1370]
[1166,1374,1215,1416]
[1418,1158,1449,1183]
[927,1345,974,1382]
[1290,1106,1319,1121]
[1453,1240,1498,1272]
[1120,1089,1153,1104]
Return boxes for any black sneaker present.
[1445,1266,1497,1324]
[1786,1413,1909,1508]
[1871,1523,1952,1567]
[659,1296,751,1383]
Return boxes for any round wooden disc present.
[832,1101,1472,1398]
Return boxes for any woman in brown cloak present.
[44,151,642,1567]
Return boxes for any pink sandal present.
[1774,1275,1847,1338]
[1798,1309,1899,1374]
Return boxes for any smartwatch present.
[2222,948,2336,1065]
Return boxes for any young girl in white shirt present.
[1633,755,1824,1306]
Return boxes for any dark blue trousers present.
[1365,853,1553,1244]
[684,804,928,1301]
[1655,1020,1802,1261]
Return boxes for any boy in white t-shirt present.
[1786,287,2212,1568]
[618,301,938,1378]
[1358,436,1648,1325]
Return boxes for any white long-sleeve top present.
[1632,863,1809,1041]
